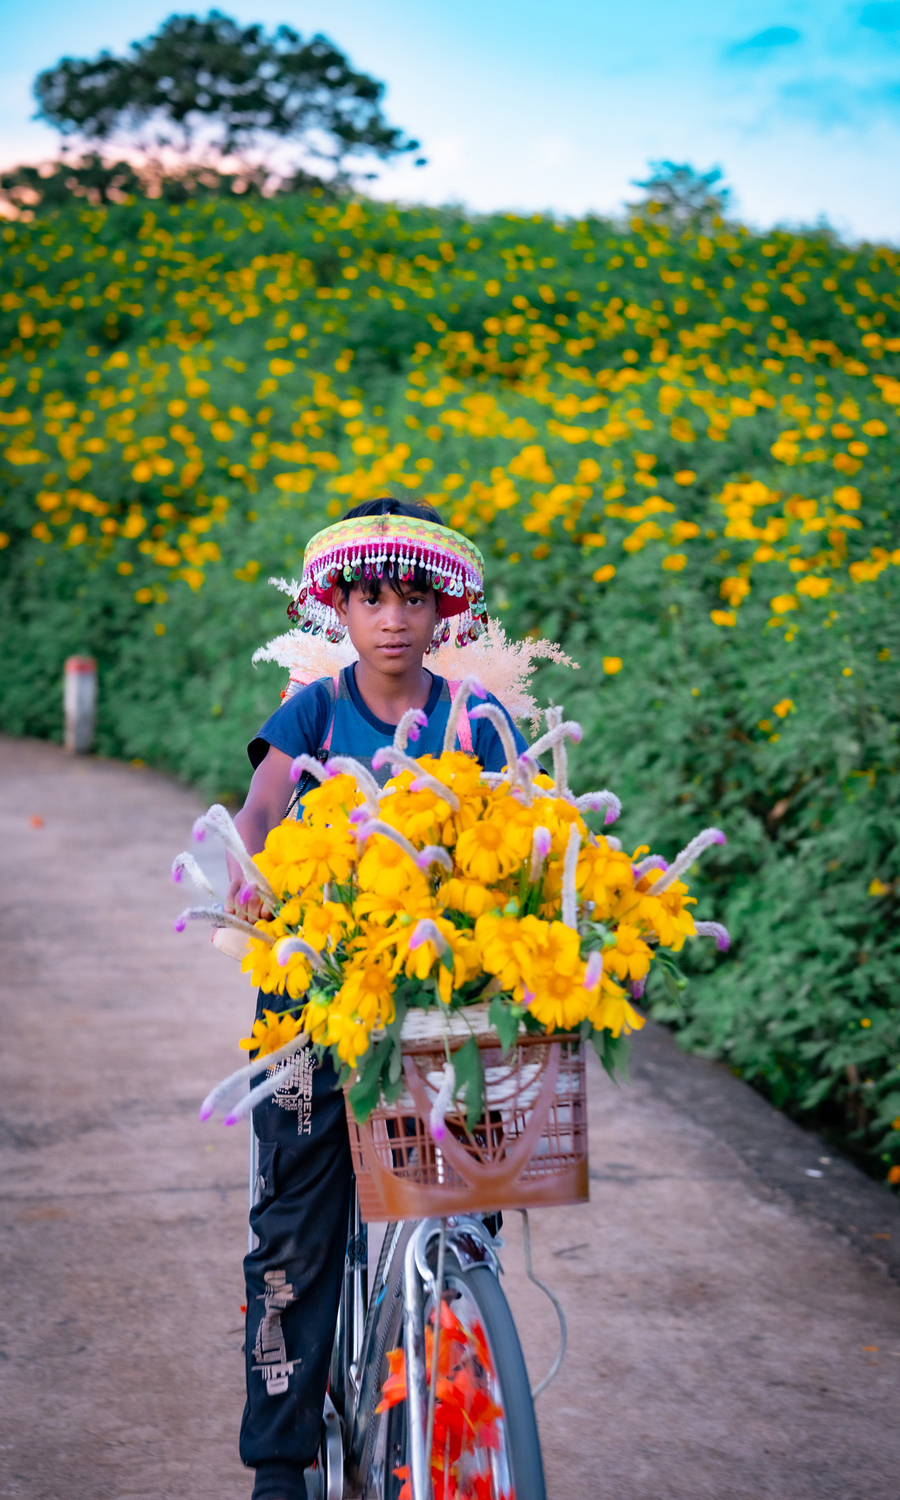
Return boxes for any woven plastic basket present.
[345,1012,588,1221]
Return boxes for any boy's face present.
[332,579,440,677]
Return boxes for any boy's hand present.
[223,745,295,925]
[225,875,271,924]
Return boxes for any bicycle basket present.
[345,1014,588,1221]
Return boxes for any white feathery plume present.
[468,703,522,786]
[171,851,215,898]
[355,818,420,861]
[633,852,668,878]
[418,845,453,873]
[192,804,275,903]
[478,771,508,788]
[223,1061,298,1126]
[408,918,449,957]
[583,950,603,991]
[394,707,429,754]
[289,754,332,787]
[573,790,622,825]
[547,706,570,797]
[442,676,487,753]
[605,835,622,851]
[693,921,731,951]
[199,1030,309,1120]
[429,1061,457,1142]
[273,934,326,972]
[408,775,461,811]
[516,752,539,785]
[529,826,552,883]
[370,746,460,811]
[561,824,582,930]
[524,719,584,768]
[174,906,275,942]
[323,755,382,815]
[648,828,726,894]
[265,574,301,599]
[355,818,453,873]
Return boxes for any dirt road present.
[1,736,898,1500]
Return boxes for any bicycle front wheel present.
[380,1244,547,1500]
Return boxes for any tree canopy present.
[629,161,731,227]
[34,10,422,176]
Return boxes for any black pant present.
[240,995,352,1500]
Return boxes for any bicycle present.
[248,1027,580,1500]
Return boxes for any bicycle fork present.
[401,1216,499,1500]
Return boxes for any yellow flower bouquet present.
[175,679,729,1133]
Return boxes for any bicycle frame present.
[399,1216,500,1500]
[249,1126,501,1500]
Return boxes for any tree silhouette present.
[630,161,731,227]
[34,10,423,179]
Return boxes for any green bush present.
[1,189,899,1178]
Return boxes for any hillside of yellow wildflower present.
[1,189,899,1178]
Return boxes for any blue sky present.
[3,0,900,239]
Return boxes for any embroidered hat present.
[286,513,488,650]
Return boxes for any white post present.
[64,656,97,754]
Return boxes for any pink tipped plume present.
[171,851,215,898]
[408,918,449,957]
[442,676,488,754]
[648,828,726,894]
[549,706,569,799]
[524,711,584,799]
[583,950,603,991]
[633,853,668,879]
[198,1031,309,1121]
[393,707,429,754]
[414,845,453,874]
[355,818,420,862]
[173,906,275,943]
[693,921,731,952]
[574,790,622,824]
[289,753,332,787]
[355,818,451,873]
[429,1061,457,1143]
[223,1062,298,1126]
[322,755,382,816]
[191,804,275,906]
[529,825,552,883]
[561,824,582,930]
[371,745,460,810]
[469,703,529,798]
[273,935,325,972]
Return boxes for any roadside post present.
[64,656,97,754]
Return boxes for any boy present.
[225,496,528,1500]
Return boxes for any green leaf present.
[663,968,682,1002]
[592,1028,631,1086]
[451,1036,485,1133]
[489,995,519,1056]
[347,1038,391,1124]
[388,1039,402,1085]
[382,1067,405,1106]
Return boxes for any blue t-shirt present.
[249,665,527,778]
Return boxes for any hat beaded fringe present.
[285,518,489,652]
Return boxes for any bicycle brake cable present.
[519,1209,567,1398]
